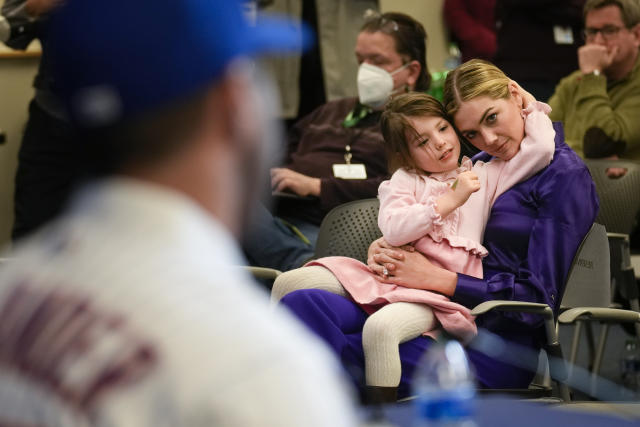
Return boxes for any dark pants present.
[242,203,316,273]
[12,101,79,241]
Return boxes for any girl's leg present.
[280,288,436,399]
[362,302,435,387]
[271,265,348,304]
[279,289,369,391]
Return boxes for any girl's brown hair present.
[380,92,448,173]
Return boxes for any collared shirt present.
[0,178,357,426]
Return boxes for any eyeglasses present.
[582,25,625,41]
[363,9,399,33]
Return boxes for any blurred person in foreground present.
[243,11,432,273]
[549,0,640,177]
[0,0,358,426]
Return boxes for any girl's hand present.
[436,171,480,219]
[453,171,480,205]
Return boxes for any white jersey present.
[0,178,358,427]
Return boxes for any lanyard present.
[341,104,373,164]
[342,105,373,128]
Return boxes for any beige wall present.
[0,56,38,246]
[0,0,39,246]
[380,0,450,73]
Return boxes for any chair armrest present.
[471,300,552,317]
[558,307,640,324]
[471,300,559,353]
[631,254,640,279]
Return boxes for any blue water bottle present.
[412,338,477,427]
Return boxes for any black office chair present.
[584,159,640,236]
[471,223,640,401]
[584,159,640,338]
[245,198,381,285]
[314,198,382,263]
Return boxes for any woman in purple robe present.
[273,60,599,401]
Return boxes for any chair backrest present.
[561,223,611,309]
[584,159,640,235]
[314,198,382,263]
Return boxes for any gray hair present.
[584,0,640,28]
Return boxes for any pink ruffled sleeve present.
[377,169,445,247]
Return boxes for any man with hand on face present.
[244,11,431,273]
[549,0,640,177]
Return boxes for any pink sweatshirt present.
[312,102,555,342]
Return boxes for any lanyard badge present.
[334,105,371,179]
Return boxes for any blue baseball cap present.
[48,0,312,127]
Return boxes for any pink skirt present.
[308,256,477,343]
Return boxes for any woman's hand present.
[367,237,412,277]
[510,80,536,109]
[389,250,458,296]
[367,237,457,296]
[270,168,321,197]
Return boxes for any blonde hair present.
[380,92,448,173]
[442,59,511,118]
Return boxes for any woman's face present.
[406,115,460,174]
[453,88,525,160]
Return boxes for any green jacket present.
[548,55,640,161]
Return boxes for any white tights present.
[272,266,435,387]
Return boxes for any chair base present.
[477,383,553,400]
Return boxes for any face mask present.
[357,62,409,108]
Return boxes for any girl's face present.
[452,83,525,161]
[406,115,460,174]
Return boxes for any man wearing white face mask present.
[244,11,431,274]
[357,61,413,108]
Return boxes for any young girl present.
[272,69,556,402]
